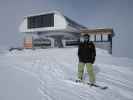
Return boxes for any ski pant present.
[78,62,95,83]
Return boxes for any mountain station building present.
[19,11,114,53]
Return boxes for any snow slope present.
[0,48,133,100]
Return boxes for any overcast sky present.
[0,0,133,58]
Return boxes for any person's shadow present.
[83,64,100,80]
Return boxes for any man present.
[77,34,96,84]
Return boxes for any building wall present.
[94,42,112,54]
[54,13,67,29]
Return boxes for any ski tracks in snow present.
[1,48,133,100]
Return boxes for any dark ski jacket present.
[78,41,96,64]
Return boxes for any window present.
[66,40,79,46]
[108,34,112,41]
[96,34,101,41]
[28,13,54,29]
[102,34,108,41]
[33,39,51,47]
[90,35,95,41]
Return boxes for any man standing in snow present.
[77,34,96,84]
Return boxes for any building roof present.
[80,28,114,35]
[24,10,60,18]
[64,16,87,30]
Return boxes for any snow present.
[0,48,133,100]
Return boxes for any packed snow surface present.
[0,48,133,100]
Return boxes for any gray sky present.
[0,0,133,58]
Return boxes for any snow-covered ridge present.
[0,48,133,100]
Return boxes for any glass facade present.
[33,38,51,47]
[28,13,54,29]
